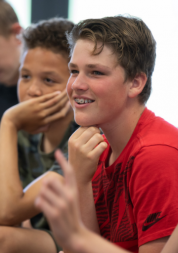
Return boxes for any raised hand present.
[68,127,108,185]
[3,89,71,134]
[35,151,129,253]
[35,150,85,251]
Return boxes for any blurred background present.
[7,0,178,127]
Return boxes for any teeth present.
[75,98,93,104]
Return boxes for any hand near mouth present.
[2,90,71,134]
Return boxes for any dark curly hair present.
[0,0,19,36]
[22,17,74,60]
[67,15,156,104]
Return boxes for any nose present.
[27,79,42,97]
[71,74,89,91]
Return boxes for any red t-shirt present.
[92,108,178,253]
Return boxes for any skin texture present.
[36,39,170,253]
[0,47,73,253]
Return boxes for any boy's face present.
[18,47,69,102]
[0,34,21,85]
[67,39,131,128]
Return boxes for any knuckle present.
[86,152,93,160]
[61,111,66,118]
[40,112,46,118]
[73,141,80,150]
[89,126,100,134]
[95,133,103,140]
[51,209,60,221]
[68,139,76,149]
[59,202,67,212]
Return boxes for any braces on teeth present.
[75,98,93,104]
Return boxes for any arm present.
[68,127,107,233]
[161,225,178,253]
[0,91,68,225]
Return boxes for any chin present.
[74,115,98,127]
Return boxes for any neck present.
[100,101,145,166]
[42,108,74,153]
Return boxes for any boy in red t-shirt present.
[36,15,178,253]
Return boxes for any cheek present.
[17,81,26,102]
[66,78,73,99]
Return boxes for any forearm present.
[0,118,23,223]
[65,226,130,253]
[77,182,100,234]
[0,118,39,225]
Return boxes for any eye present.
[21,74,30,80]
[93,71,104,76]
[70,69,79,75]
[45,78,54,84]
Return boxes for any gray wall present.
[31,0,69,23]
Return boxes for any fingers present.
[69,126,90,139]
[77,133,107,161]
[35,188,58,221]
[38,90,66,103]
[46,101,71,123]
[43,92,69,112]
[88,141,108,159]
[69,126,101,146]
[82,132,105,151]
[35,174,64,215]
[35,163,77,223]
[70,127,104,151]
[55,150,76,187]
[29,90,70,125]
[38,179,64,207]
[44,100,72,124]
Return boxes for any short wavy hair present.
[0,0,19,36]
[67,15,156,104]
[22,17,74,60]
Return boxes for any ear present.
[11,22,22,35]
[128,72,147,98]
[10,23,23,45]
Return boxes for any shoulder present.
[133,144,178,175]
[136,114,178,151]
[130,145,178,197]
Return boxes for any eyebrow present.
[20,68,58,76]
[19,67,29,72]
[68,62,110,70]
[68,63,77,68]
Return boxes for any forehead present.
[70,39,118,67]
[21,47,68,70]
[21,47,67,67]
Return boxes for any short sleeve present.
[130,145,178,246]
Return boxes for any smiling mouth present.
[74,98,94,104]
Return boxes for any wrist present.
[77,181,92,191]
[1,114,18,131]
[67,225,91,253]
[2,111,20,131]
